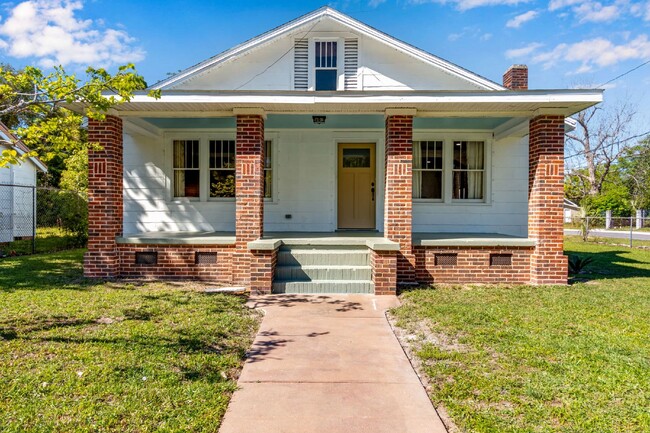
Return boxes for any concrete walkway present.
[219,294,447,433]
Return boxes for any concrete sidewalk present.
[219,294,447,433]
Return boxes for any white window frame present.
[167,132,275,203]
[309,38,342,91]
[412,132,492,205]
[413,140,444,203]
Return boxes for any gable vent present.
[294,39,309,90]
[344,38,359,90]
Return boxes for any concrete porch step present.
[274,265,372,281]
[272,280,375,294]
[277,248,369,266]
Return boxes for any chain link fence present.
[0,184,87,257]
[566,214,650,248]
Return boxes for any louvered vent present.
[294,39,308,90]
[344,38,359,90]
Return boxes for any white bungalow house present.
[0,123,47,243]
[79,7,602,293]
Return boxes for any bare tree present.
[565,101,637,199]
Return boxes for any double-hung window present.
[209,140,236,198]
[315,41,338,91]
[413,139,486,202]
[453,141,485,200]
[413,141,443,200]
[173,140,200,198]
[172,137,273,201]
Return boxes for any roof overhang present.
[69,89,603,119]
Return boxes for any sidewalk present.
[219,294,447,433]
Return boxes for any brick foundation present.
[234,114,265,285]
[118,244,235,281]
[414,246,533,285]
[384,114,415,283]
[84,115,123,278]
[528,115,568,284]
[371,250,397,295]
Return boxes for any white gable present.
[156,7,502,92]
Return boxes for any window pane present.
[173,140,199,169]
[453,171,483,200]
[174,170,199,198]
[420,171,442,199]
[210,140,235,169]
[265,140,272,168]
[467,141,484,169]
[210,170,236,198]
[343,148,370,167]
[315,69,337,91]
[264,170,272,198]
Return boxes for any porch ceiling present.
[142,114,514,130]
[78,89,602,119]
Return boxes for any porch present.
[114,231,536,293]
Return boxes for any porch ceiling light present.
[312,115,326,125]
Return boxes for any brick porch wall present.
[528,115,568,284]
[233,114,266,285]
[384,115,415,283]
[118,244,235,281]
[84,115,123,278]
[371,250,397,295]
[414,246,533,284]
[250,249,277,294]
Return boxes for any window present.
[413,141,443,199]
[413,138,487,202]
[453,141,484,200]
[315,41,337,91]
[210,140,236,198]
[173,140,200,198]
[171,137,273,201]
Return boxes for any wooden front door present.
[337,143,376,229]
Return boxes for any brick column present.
[84,115,123,278]
[371,250,397,295]
[384,113,415,283]
[250,249,277,294]
[233,114,265,285]
[528,115,568,284]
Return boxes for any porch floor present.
[116,231,535,247]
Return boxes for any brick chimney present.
[503,64,528,90]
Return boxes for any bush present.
[36,188,88,246]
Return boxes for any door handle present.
[371,182,375,201]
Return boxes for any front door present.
[337,143,376,229]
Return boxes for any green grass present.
[1,227,84,256]
[0,250,260,433]
[393,239,650,433]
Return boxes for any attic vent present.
[344,38,358,90]
[294,39,309,90]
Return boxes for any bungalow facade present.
[81,7,602,293]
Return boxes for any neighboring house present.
[0,123,47,243]
[564,198,581,223]
[75,7,602,292]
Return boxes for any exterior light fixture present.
[312,115,326,125]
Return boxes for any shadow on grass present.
[0,249,99,292]
[565,248,650,280]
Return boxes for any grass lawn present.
[392,239,650,433]
[1,227,85,256]
[0,250,260,433]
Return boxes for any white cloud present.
[548,0,583,11]
[573,1,620,22]
[505,42,544,58]
[0,0,144,68]
[506,10,539,27]
[531,35,650,73]
[480,32,493,40]
[368,0,387,6]
[409,0,530,12]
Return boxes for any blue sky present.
[0,0,649,123]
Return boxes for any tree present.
[565,101,637,203]
[618,139,650,211]
[0,64,159,169]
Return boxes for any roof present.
[0,122,48,173]
[151,6,504,91]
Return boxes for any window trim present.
[166,132,275,203]
[413,140,444,203]
[208,139,237,200]
[412,132,491,205]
